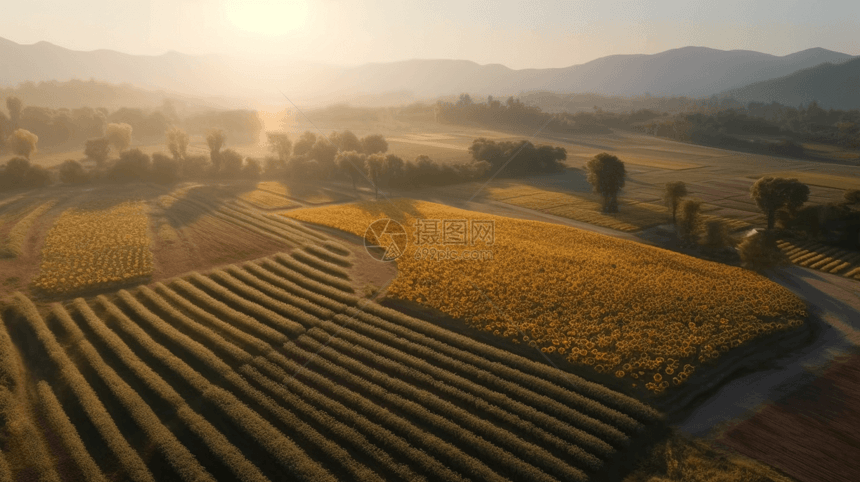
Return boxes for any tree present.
[264,156,287,178]
[310,138,339,177]
[6,97,22,129]
[59,160,89,184]
[0,157,32,190]
[84,137,111,166]
[219,148,244,177]
[329,130,361,152]
[336,150,366,190]
[109,148,150,182]
[293,131,316,157]
[750,177,809,230]
[361,134,388,155]
[586,152,626,212]
[267,132,292,163]
[663,181,688,225]
[738,230,788,271]
[6,129,38,159]
[702,219,730,250]
[206,129,226,170]
[165,127,189,161]
[382,154,405,187]
[24,165,51,189]
[677,199,702,242]
[844,189,860,206]
[365,153,385,199]
[151,152,179,184]
[243,158,262,179]
[105,122,133,154]
[181,154,209,180]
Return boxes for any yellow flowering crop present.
[285,199,807,395]
[33,201,153,295]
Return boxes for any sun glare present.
[225,0,309,36]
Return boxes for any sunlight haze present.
[2,0,859,68]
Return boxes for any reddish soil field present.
[718,349,860,482]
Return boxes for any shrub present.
[109,148,151,182]
[84,137,111,166]
[6,129,38,159]
[151,152,179,184]
[677,199,702,242]
[701,219,731,249]
[59,159,89,184]
[738,230,789,271]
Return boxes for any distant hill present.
[0,37,856,106]
[722,56,860,110]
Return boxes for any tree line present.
[0,96,263,153]
[406,95,860,157]
[0,115,569,193]
[584,153,860,268]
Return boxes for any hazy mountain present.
[722,56,860,110]
[0,37,856,106]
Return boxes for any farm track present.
[1,236,664,481]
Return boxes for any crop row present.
[301,244,353,268]
[132,285,430,482]
[270,253,355,293]
[283,334,569,482]
[777,239,860,279]
[238,190,301,210]
[175,195,300,247]
[52,300,269,482]
[246,254,660,426]
[0,200,55,258]
[86,296,335,482]
[111,291,376,482]
[173,262,629,481]
[36,380,110,482]
[208,264,624,452]
[11,294,155,482]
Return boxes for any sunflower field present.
[33,201,153,295]
[285,199,807,395]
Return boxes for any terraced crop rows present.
[256,181,343,204]
[0,200,56,258]
[2,244,663,482]
[238,190,302,210]
[777,239,860,280]
[285,200,808,395]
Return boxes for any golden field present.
[32,200,153,295]
[285,199,808,395]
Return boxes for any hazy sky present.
[3,0,859,69]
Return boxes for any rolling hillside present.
[1,37,854,105]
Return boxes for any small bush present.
[738,231,789,271]
[677,199,702,242]
[702,219,731,249]
[59,160,89,184]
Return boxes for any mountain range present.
[1,37,857,109]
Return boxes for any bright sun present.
[225,0,309,36]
